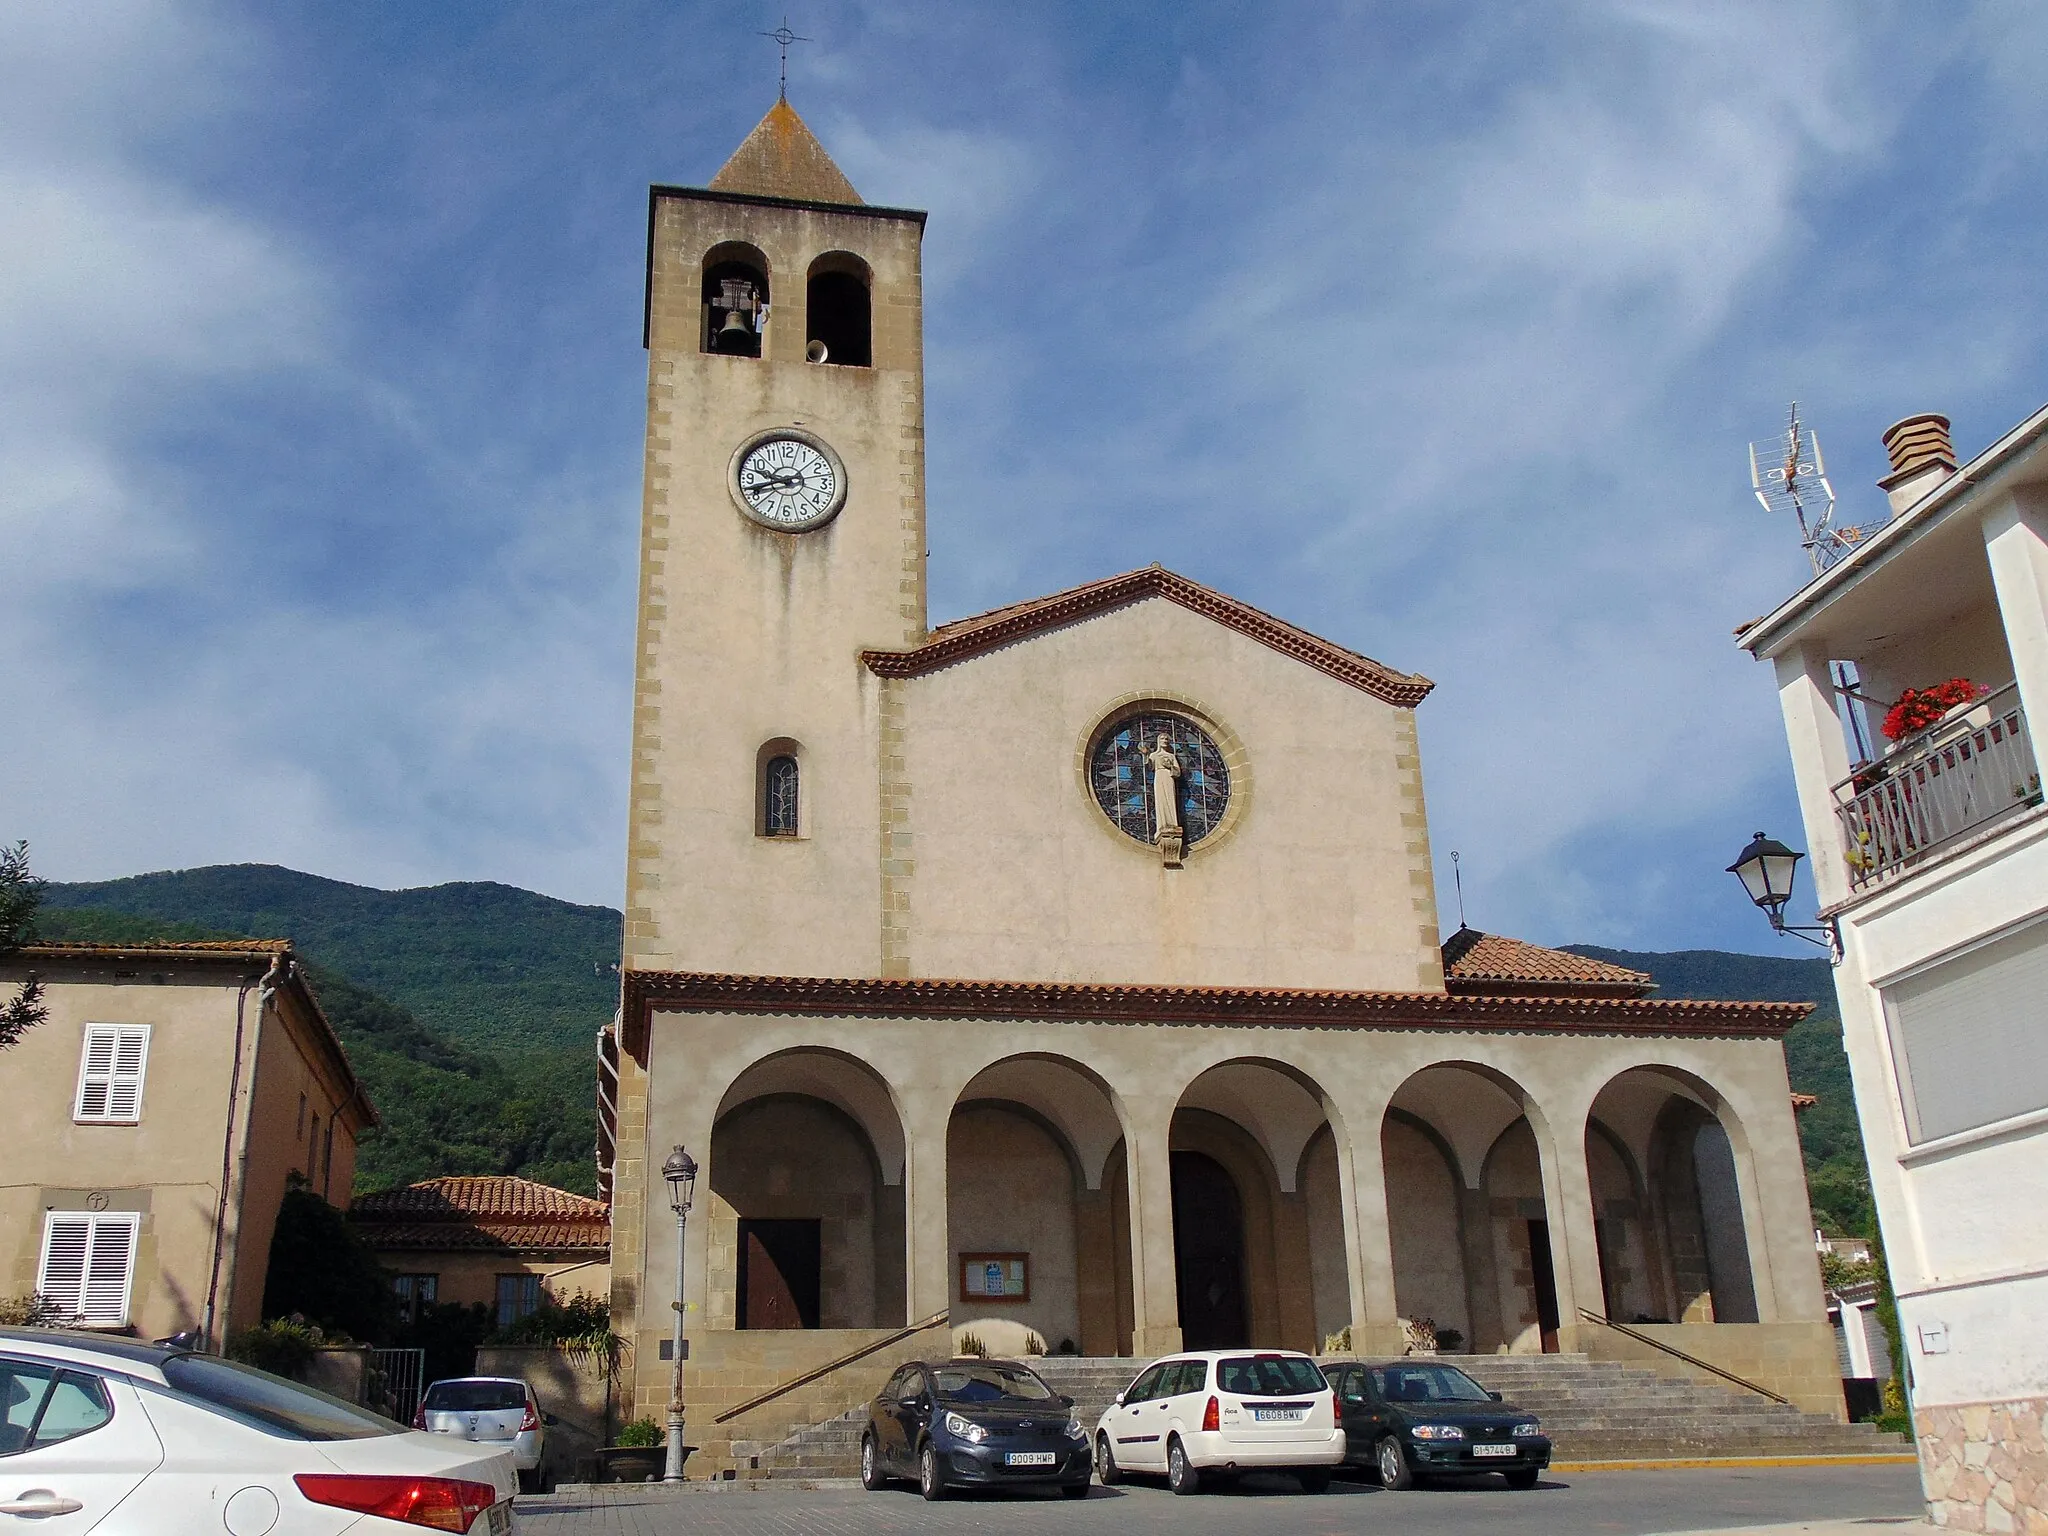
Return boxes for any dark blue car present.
[861,1358,1092,1501]
[1326,1360,1551,1489]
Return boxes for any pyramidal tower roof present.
[708,98,863,205]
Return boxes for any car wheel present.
[1062,1483,1091,1500]
[1298,1468,1332,1494]
[1166,1435,1201,1496]
[1504,1467,1540,1490]
[1377,1435,1416,1491]
[1095,1433,1122,1486]
[860,1434,885,1491]
[920,1442,946,1502]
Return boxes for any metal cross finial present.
[759,15,811,99]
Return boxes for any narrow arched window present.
[763,754,800,837]
[806,253,871,367]
[702,242,770,358]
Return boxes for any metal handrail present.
[711,1310,950,1425]
[1575,1309,1788,1404]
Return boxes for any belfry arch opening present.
[947,1055,1133,1356]
[1586,1067,1761,1325]
[1383,1062,1562,1354]
[709,1049,906,1329]
[1170,1059,1348,1353]
[702,242,770,358]
[805,252,870,367]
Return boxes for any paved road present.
[518,1463,1926,1536]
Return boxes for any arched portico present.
[1586,1065,1766,1326]
[1168,1058,1349,1354]
[946,1054,1135,1356]
[707,1048,907,1330]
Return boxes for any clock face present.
[731,432,845,531]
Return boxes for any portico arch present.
[948,1054,1134,1355]
[709,1048,907,1330]
[1170,1058,1347,1354]
[1385,1061,1562,1354]
[1587,1065,1763,1325]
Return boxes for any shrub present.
[227,1317,330,1378]
[488,1291,625,1380]
[614,1417,662,1448]
[0,1294,62,1327]
[1321,1326,1352,1354]
[954,1331,987,1358]
[261,1184,393,1341]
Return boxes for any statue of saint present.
[1146,734,1183,838]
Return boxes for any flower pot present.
[597,1444,684,1483]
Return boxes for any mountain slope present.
[31,905,596,1195]
[42,864,621,1055]
[1566,944,1871,1236]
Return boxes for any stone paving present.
[515,1463,1927,1536]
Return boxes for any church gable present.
[863,566,1433,708]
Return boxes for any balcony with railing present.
[1833,681,2043,889]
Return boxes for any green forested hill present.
[1565,944,1872,1236]
[42,864,620,1055]
[32,904,599,1196]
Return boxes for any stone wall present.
[1568,1319,1846,1420]
[1917,1395,2048,1532]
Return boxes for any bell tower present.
[624,101,928,977]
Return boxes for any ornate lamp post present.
[661,1145,698,1484]
[1727,831,1838,954]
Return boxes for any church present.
[597,100,1839,1472]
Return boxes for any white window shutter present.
[82,1218,138,1326]
[38,1216,91,1317]
[74,1024,150,1123]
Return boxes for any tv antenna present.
[1748,404,1871,576]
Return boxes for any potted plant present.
[597,1418,675,1483]
[1881,678,1985,746]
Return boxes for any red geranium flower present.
[1881,678,1983,742]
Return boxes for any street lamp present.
[1727,832,1838,954]
[661,1145,698,1484]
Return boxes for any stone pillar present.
[1772,643,1856,911]
[1458,1186,1507,1350]
[1535,1105,1605,1332]
[1333,1101,1400,1349]
[1983,486,2048,785]
[1123,1102,1183,1357]
[901,1103,951,1325]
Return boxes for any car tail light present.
[411,1403,428,1430]
[1202,1396,1220,1433]
[293,1474,498,1531]
[519,1399,541,1432]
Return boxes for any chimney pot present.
[1878,412,1957,515]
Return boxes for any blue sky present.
[5,0,2044,953]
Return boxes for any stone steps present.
[744,1352,1906,1478]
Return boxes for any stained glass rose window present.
[1090,712,1231,848]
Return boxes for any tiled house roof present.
[1440,928,1656,999]
[350,1176,609,1255]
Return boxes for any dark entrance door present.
[1527,1219,1562,1352]
[1171,1151,1248,1349]
[737,1218,821,1329]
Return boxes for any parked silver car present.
[416,1376,551,1492]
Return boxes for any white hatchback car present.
[0,1326,518,1533]
[1094,1349,1343,1494]
[416,1378,549,1493]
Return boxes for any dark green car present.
[1325,1360,1551,1489]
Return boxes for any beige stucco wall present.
[375,1250,610,1314]
[0,960,362,1344]
[895,603,1441,989]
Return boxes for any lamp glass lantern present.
[1728,831,1804,922]
[663,1147,698,1217]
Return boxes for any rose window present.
[1090,712,1231,848]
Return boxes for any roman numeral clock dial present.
[728,428,848,532]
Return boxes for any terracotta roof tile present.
[619,969,1810,1058]
[351,1176,608,1221]
[355,1219,610,1255]
[865,567,1434,708]
[22,939,294,959]
[1440,929,1655,998]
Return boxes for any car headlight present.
[1065,1417,1086,1440]
[1512,1422,1541,1438]
[944,1411,989,1444]
[1409,1424,1466,1441]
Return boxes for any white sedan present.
[0,1326,517,1533]
[1094,1349,1344,1494]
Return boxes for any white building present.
[1740,404,2048,1528]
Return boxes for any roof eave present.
[1739,400,2048,661]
